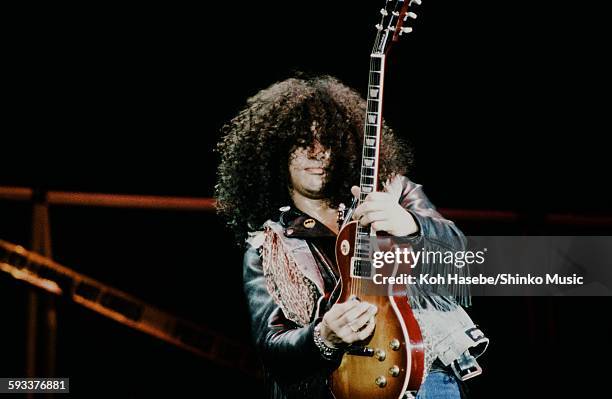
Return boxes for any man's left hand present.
[351,186,418,236]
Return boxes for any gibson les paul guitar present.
[331,1,425,398]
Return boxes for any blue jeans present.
[415,370,462,399]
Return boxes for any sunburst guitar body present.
[331,221,424,398]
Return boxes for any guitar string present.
[354,6,389,298]
[357,28,379,297]
[361,26,379,297]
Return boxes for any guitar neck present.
[360,54,386,203]
[357,53,386,228]
[353,54,387,266]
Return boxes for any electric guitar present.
[332,1,425,398]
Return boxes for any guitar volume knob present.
[375,376,387,388]
[389,365,400,377]
[390,338,401,351]
[374,349,386,361]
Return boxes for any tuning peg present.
[410,0,422,5]
[380,8,389,16]
[399,27,413,35]
[404,12,417,20]
[375,23,384,31]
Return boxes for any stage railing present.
[2,186,611,225]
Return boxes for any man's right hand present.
[318,296,378,347]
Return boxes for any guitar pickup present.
[346,346,374,357]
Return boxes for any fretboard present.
[354,53,386,277]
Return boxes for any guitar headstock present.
[373,0,422,55]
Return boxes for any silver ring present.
[348,321,360,333]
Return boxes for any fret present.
[363,158,375,167]
[370,56,382,71]
[361,168,375,178]
[355,241,371,250]
[365,125,377,137]
[368,87,380,99]
[369,72,381,86]
[367,100,379,113]
[361,176,375,186]
[363,148,376,157]
[361,185,373,193]
[364,137,377,147]
[356,239,370,247]
[361,160,376,167]
[367,113,378,125]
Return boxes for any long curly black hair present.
[216,75,413,244]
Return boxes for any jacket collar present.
[278,206,336,239]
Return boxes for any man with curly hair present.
[216,75,487,399]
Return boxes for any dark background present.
[1,1,610,397]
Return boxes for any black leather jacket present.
[242,176,467,399]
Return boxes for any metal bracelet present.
[314,322,341,359]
